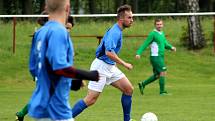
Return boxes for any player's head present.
[66,22,73,32]
[154,18,163,31]
[45,0,70,21]
[117,4,133,28]
[66,16,74,32]
[37,11,48,26]
[67,16,74,27]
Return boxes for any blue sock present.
[121,94,132,121]
[72,99,88,118]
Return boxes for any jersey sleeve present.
[136,31,154,55]
[46,29,71,71]
[104,31,120,53]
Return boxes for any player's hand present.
[135,55,141,59]
[171,47,176,52]
[124,62,133,70]
[70,79,83,91]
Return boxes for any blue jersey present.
[96,23,122,65]
[28,21,74,120]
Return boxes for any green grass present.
[0,18,215,121]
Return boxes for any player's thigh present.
[151,56,166,74]
[86,75,107,105]
[159,71,166,76]
[111,76,133,95]
[88,74,107,92]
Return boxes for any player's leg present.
[138,73,159,95]
[138,57,159,95]
[141,74,159,86]
[72,59,107,118]
[111,76,134,121]
[155,56,168,95]
[16,104,28,121]
[159,71,168,95]
[72,89,101,118]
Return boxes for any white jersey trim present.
[150,42,159,56]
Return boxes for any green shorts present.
[150,56,167,74]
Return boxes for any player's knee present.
[84,96,98,106]
[160,72,166,76]
[123,86,133,95]
[154,74,159,79]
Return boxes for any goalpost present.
[0,12,215,53]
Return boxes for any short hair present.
[68,16,74,27]
[117,4,132,19]
[45,0,67,13]
[37,11,48,26]
[154,18,162,25]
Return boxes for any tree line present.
[0,0,214,14]
[0,0,213,50]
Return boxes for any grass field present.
[0,18,215,121]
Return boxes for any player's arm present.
[164,36,176,52]
[54,67,96,91]
[106,51,133,70]
[104,32,133,70]
[54,67,99,81]
[136,32,154,58]
[165,42,176,51]
[164,39,172,49]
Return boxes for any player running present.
[71,4,135,121]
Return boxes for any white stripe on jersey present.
[150,42,159,56]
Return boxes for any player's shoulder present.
[148,30,156,36]
[109,24,121,35]
[34,25,49,38]
[110,29,121,36]
[111,23,121,31]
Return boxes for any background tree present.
[73,0,80,14]
[89,0,96,13]
[0,0,4,14]
[186,0,205,49]
[129,0,138,13]
[145,0,153,13]
[22,0,33,14]
[0,0,214,15]
[115,0,128,12]
[199,0,214,12]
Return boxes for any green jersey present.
[136,29,172,56]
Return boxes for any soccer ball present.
[141,112,158,121]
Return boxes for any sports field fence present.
[0,12,215,53]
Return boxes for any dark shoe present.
[15,112,24,121]
[138,82,145,95]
